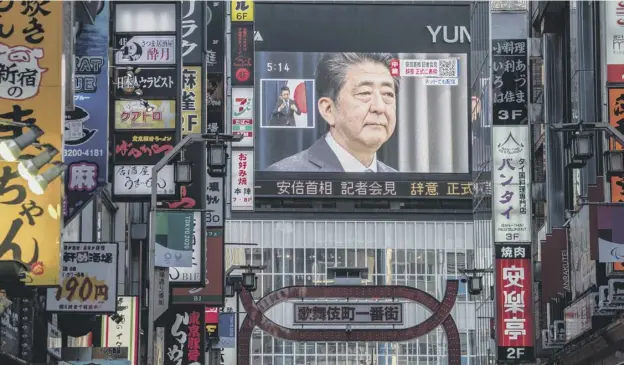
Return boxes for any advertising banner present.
[172,228,224,305]
[114,99,176,130]
[495,244,534,363]
[597,205,624,262]
[112,164,176,197]
[605,1,624,83]
[155,211,196,268]
[608,88,624,203]
[47,243,118,313]
[102,296,139,365]
[206,172,224,227]
[231,0,254,22]
[252,2,471,202]
[205,2,225,73]
[0,1,64,286]
[207,73,225,133]
[182,0,203,65]
[492,126,531,243]
[491,39,528,125]
[65,2,109,221]
[182,66,202,134]
[215,312,236,348]
[232,87,254,147]
[165,305,205,365]
[47,322,62,359]
[114,131,175,165]
[169,212,203,284]
[231,23,254,86]
[114,35,176,65]
[113,68,177,99]
[231,150,255,210]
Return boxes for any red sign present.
[495,244,534,363]
[205,306,219,324]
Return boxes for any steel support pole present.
[550,122,624,145]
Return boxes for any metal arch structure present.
[237,281,462,365]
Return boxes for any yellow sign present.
[114,100,176,129]
[182,66,202,135]
[0,1,64,286]
[232,0,254,22]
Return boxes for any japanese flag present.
[285,79,309,127]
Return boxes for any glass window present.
[327,249,336,268]
[275,275,284,290]
[246,248,252,265]
[296,342,305,354]
[252,356,262,365]
[285,274,294,287]
[305,342,315,354]
[336,249,345,267]
[285,356,294,365]
[253,248,262,266]
[460,332,468,355]
[275,357,284,365]
[337,343,347,353]
[263,275,273,297]
[346,249,356,267]
[275,249,284,273]
[274,339,284,354]
[316,343,326,354]
[348,343,356,354]
[295,248,305,273]
[295,274,305,285]
[264,356,273,365]
[264,335,273,353]
[356,249,366,268]
[317,248,327,274]
[468,330,476,356]
[306,249,316,273]
[284,341,294,354]
[328,343,337,354]
[284,248,294,274]
[296,355,305,365]
[395,249,406,275]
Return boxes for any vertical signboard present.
[182,0,202,64]
[164,305,205,365]
[605,2,624,83]
[0,1,64,286]
[102,296,140,365]
[492,126,531,242]
[231,150,255,210]
[492,39,528,125]
[182,66,202,134]
[65,3,109,221]
[231,88,254,147]
[155,211,195,268]
[231,23,254,87]
[169,212,203,285]
[495,244,534,363]
[205,2,225,74]
[608,88,624,203]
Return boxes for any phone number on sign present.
[64,149,105,157]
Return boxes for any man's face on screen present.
[328,61,396,152]
[281,90,290,100]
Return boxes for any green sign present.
[154,211,195,267]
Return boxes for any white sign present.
[0,43,45,100]
[115,35,176,65]
[102,296,139,365]
[169,212,202,284]
[492,126,531,243]
[154,267,170,321]
[231,150,254,210]
[564,293,593,341]
[231,87,254,147]
[113,164,176,196]
[46,243,119,312]
[605,1,624,66]
[47,323,62,359]
[206,170,224,228]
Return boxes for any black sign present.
[113,131,175,165]
[255,179,473,198]
[231,23,254,86]
[497,347,535,363]
[182,0,203,65]
[0,298,20,358]
[205,1,224,73]
[165,305,205,365]
[113,68,177,99]
[492,39,528,125]
[495,244,531,259]
[206,73,224,113]
[160,141,205,210]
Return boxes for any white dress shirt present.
[325,133,377,172]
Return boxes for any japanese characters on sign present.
[102,296,139,365]
[113,165,176,197]
[205,2,224,73]
[564,293,594,342]
[495,244,534,363]
[65,4,109,222]
[293,303,403,325]
[231,1,254,22]
[0,1,64,287]
[231,150,254,210]
[206,171,224,228]
[231,87,254,147]
[113,68,177,99]
[608,88,624,203]
[114,35,176,65]
[155,267,170,322]
[492,126,531,243]
[46,243,119,313]
[255,179,473,198]
[492,39,528,126]
[182,66,202,135]
[114,131,175,165]
[605,2,624,82]
[114,100,176,130]
[169,212,203,284]
[206,73,225,133]
[182,1,202,64]
[164,306,205,365]
[230,23,254,86]
[205,307,219,339]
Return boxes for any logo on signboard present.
[0,43,47,100]
[65,107,98,146]
[233,97,252,116]
[616,2,624,26]
[235,68,250,82]
[497,132,524,155]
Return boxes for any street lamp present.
[208,143,228,177]
[605,150,624,177]
[570,132,594,161]
[459,268,493,296]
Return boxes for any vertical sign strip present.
[492,39,528,126]
[231,87,254,147]
[231,150,255,210]
[230,22,254,87]
[0,2,64,286]
[608,88,624,203]
[605,2,624,83]
[65,3,109,222]
[495,244,534,363]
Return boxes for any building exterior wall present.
[226,220,482,365]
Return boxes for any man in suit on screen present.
[266,52,399,172]
[269,86,301,126]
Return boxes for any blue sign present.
[64,1,109,221]
[215,313,236,348]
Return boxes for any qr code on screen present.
[438,59,458,77]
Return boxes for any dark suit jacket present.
[269,98,300,126]
[265,136,397,172]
